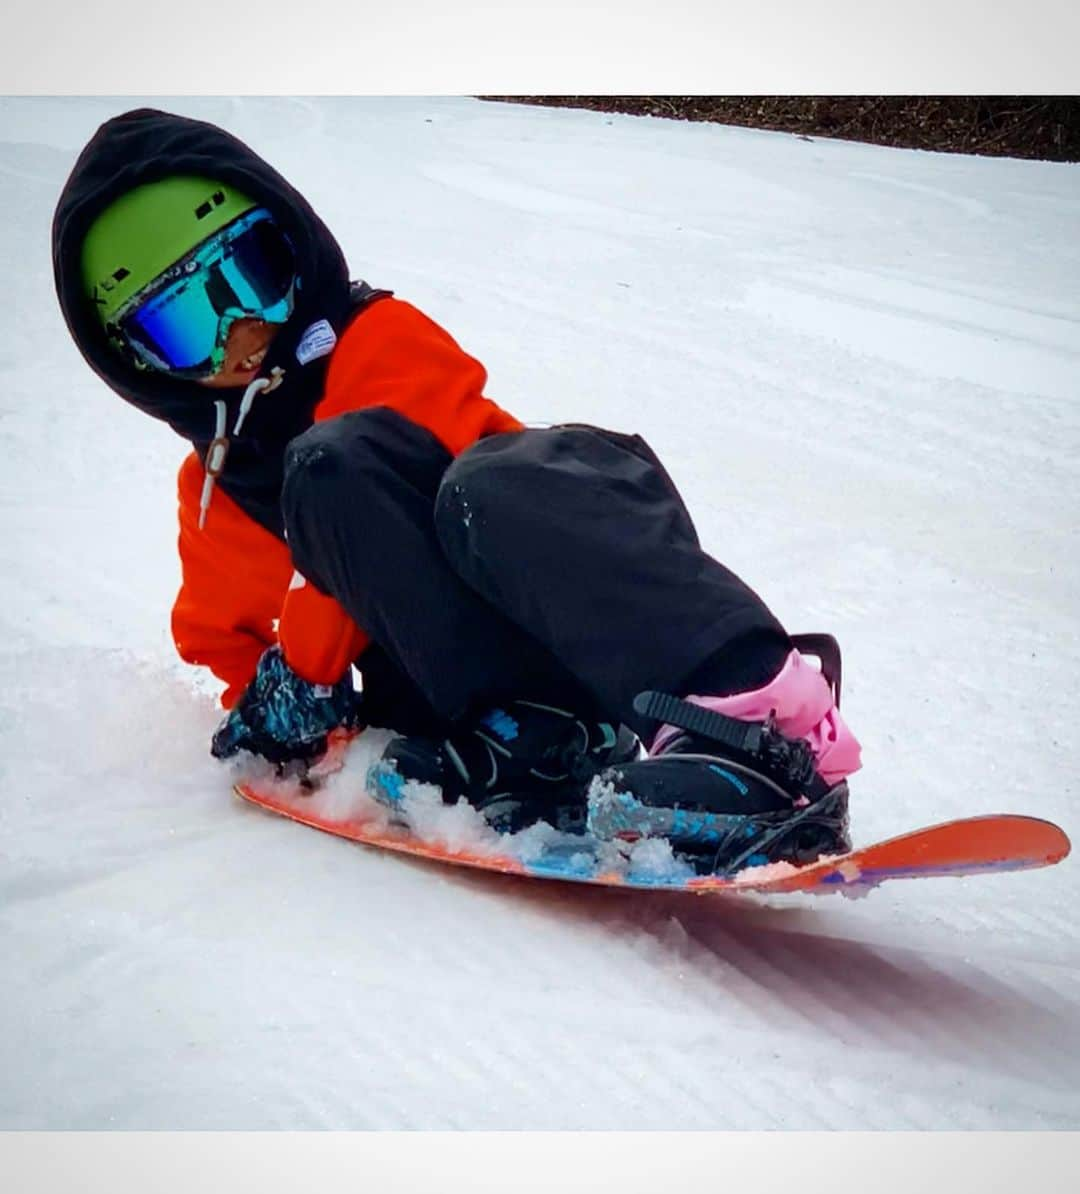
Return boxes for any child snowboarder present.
[53,107,861,871]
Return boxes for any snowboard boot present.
[588,635,861,874]
[368,700,641,834]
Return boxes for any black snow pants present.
[281,408,788,738]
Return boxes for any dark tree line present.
[483,97,1080,162]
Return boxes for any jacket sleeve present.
[172,453,370,704]
[316,297,525,452]
[172,452,293,706]
[277,570,370,687]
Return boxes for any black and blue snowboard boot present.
[588,637,859,874]
[368,700,641,834]
[588,692,851,875]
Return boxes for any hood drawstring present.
[234,365,285,435]
[198,366,286,529]
[198,400,228,530]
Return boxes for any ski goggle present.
[106,207,297,379]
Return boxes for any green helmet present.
[81,176,258,324]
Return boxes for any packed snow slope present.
[2,97,1079,1130]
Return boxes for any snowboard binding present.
[588,766,851,876]
[588,636,852,875]
[367,702,641,836]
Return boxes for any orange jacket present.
[171,298,523,707]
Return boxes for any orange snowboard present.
[234,772,1070,897]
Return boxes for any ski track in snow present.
[1,96,1079,1129]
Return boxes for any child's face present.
[197,317,281,390]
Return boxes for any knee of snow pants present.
[434,424,789,732]
[282,408,449,593]
[281,409,595,723]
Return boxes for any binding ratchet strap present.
[633,689,817,793]
[633,691,764,753]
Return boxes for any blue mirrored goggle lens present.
[120,211,296,375]
[222,217,295,309]
[127,279,224,371]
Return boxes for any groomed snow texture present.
[2,97,1078,1129]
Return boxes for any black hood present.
[52,107,382,537]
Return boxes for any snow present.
[2,95,1079,1130]
[243,734,698,884]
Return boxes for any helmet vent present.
[195,191,228,220]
